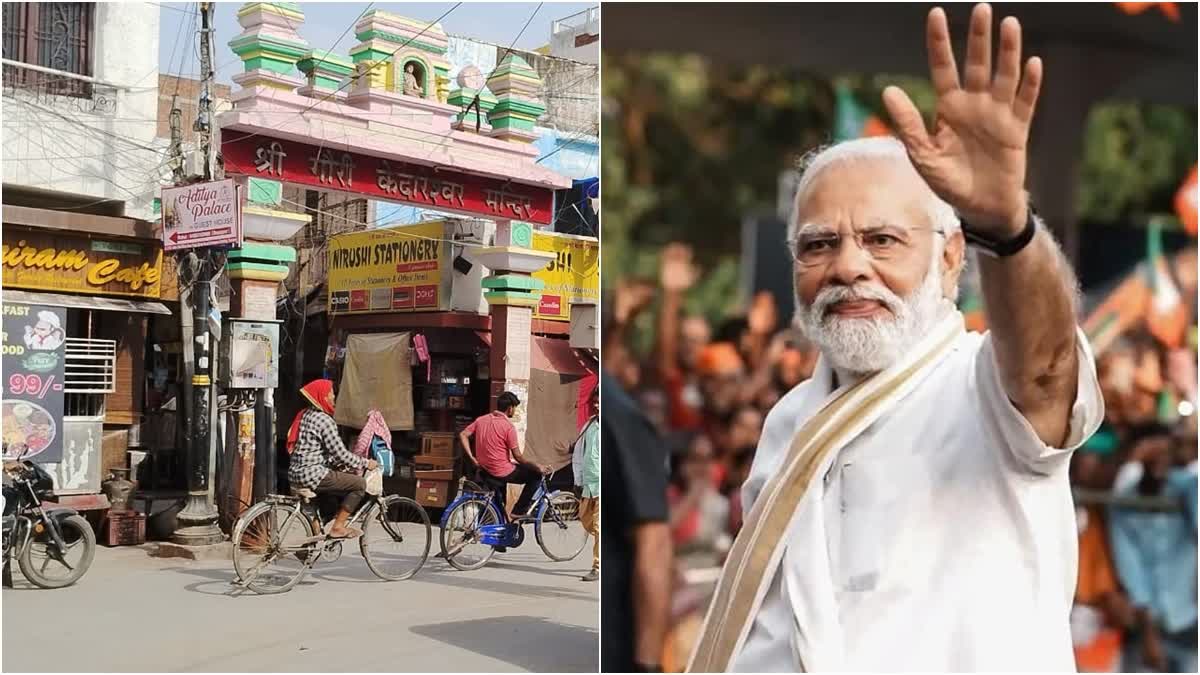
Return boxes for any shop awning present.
[525,336,599,471]
[3,290,172,315]
[532,336,595,375]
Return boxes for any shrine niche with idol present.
[218,3,569,224]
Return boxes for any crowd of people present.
[603,241,1198,673]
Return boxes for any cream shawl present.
[687,312,965,672]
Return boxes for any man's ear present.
[942,230,966,299]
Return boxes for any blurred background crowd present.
[599,3,1197,673]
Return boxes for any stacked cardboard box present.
[414,432,457,507]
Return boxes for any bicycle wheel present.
[232,501,316,594]
[18,514,96,589]
[360,495,431,581]
[440,497,501,572]
[535,491,588,562]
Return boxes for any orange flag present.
[1175,165,1197,236]
[1115,2,1181,21]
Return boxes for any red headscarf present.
[286,379,336,454]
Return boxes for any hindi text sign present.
[222,133,554,226]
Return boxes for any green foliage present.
[601,52,836,286]
[602,51,1197,353]
[1078,102,1197,225]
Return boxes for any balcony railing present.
[552,7,599,35]
[1,58,123,115]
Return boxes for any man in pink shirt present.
[459,391,550,518]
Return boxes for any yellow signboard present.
[327,222,449,314]
[1,229,163,299]
[531,231,599,322]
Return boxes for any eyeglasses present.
[789,224,945,268]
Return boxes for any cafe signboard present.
[327,221,451,314]
[1,229,164,299]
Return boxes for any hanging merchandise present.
[336,333,415,430]
[412,333,432,381]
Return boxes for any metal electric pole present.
[172,0,223,546]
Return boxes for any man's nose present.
[828,236,874,286]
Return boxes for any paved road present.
[2,534,599,672]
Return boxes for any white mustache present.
[811,283,904,320]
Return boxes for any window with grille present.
[62,309,113,418]
[2,3,95,98]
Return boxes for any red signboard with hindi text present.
[221,132,554,226]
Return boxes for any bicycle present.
[439,473,588,571]
[231,485,431,595]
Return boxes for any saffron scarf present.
[286,379,336,454]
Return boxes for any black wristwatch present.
[960,205,1039,258]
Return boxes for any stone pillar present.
[296,49,355,99]
[486,55,545,144]
[472,221,554,454]
[229,2,309,94]
[448,86,497,133]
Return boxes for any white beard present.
[794,260,951,377]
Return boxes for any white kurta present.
[733,326,1104,672]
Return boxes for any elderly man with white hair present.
[688,5,1104,672]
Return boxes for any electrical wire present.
[171,3,200,100]
[7,4,593,183]
[161,1,191,96]
[5,3,595,220]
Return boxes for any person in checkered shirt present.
[286,379,378,538]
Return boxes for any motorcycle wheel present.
[18,514,96,589]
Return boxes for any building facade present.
[2,2,173,510]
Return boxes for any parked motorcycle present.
[3,450,96,589]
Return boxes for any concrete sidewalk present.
[2,537,599,672]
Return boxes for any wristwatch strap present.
[961,207,1038,258]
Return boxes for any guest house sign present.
[1,229,164,299]
[161,178,244,250]
[222,133,554,226]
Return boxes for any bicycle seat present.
[290,487,317,501]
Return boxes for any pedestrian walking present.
[573,386,601,581]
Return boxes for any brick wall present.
[156,74,233,141]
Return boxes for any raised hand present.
[660,242,699,293]
[615,279,657,324]
[882,4,1041,237]
[747,291,778,336]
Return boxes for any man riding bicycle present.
[285,379,378,539]
[459,392,550,530]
